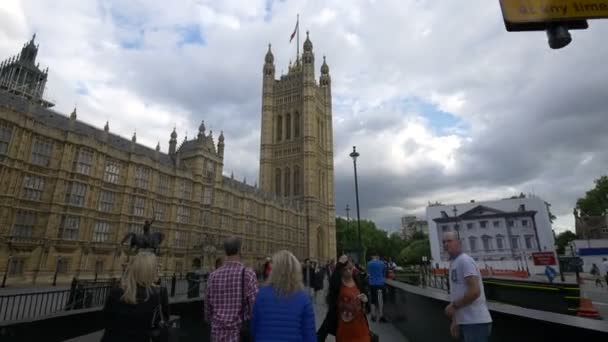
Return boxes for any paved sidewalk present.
[313,299,407,342]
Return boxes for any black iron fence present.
[0,273,207,324]
[0,283,114,322]
[393,269,450,292]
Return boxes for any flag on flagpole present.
[290,19,299,42]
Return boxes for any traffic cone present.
[576,297,601,319]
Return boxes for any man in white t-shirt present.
[443,231,492,341]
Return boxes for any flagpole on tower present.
[296,13,300,64]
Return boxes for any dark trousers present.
[316,307,336,342]
[316,317,330,342]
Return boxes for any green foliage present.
[410,230,427,241]
[335,217,408,262]
[335,217,433,266]
[399,239,431,265]
[555,230,577,255]
[576,175,608,216]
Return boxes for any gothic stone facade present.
[259,32,337,261]
[0,34,334,285]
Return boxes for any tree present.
[576,175,608,216]
[335,217,408,263]
[399,239,431,265]
[410,230,427,241]
[554,230,577,255]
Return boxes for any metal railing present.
[393,268,450,292]
[0,273,207,323]
[0,284,113,322]
[420,272,450,291]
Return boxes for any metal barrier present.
[0,285,113,322]
[0,274,207,323]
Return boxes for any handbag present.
[239,267,252,342]
[149,287,179,342]
[149,287,169,342]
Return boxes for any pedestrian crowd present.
[100,232,493,342]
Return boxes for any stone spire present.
[131,131,137,143]
[169,127,177,155]
[265,43,274,64]
[263,43,275,77]
[303,31,313,52]
[70,107,77,120]
[104,121,109,132]
[198,120,206,142]
[320,55,331,86]
[217,131,225,158]
[321,55,329,74]
[156,142,161,152]
[302,31,314,68]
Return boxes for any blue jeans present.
[460,323,491,342]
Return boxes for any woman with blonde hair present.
[251,250,316,342]
[101,252,169,342]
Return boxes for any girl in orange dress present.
[336,261,371,342]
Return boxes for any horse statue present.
[120,214,165,255]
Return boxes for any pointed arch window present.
[284,167,291,196]
[294,166,301,195]
[276,115,283,142]
[294,112,301,138]
[275,168,281,196]
[286,113,291,140]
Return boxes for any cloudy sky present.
[2,0,607,233]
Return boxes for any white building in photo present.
[427,196,558,272]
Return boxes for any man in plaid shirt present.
[205,236,258,342]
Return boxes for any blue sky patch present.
[177,24,205,46]
[406,97,469,136]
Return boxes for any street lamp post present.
[349,146,363,264]
[53,256,62,287]
[343,205,351,256]
[2,255,13,288]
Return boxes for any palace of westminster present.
[0,33,336,284]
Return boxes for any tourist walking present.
[443,231,492,342]
[303,258,315,297]
[250,250,316,342]
[334,259,370,342]
[317,255,348,342]
[101,252,169,342]
[205,236,258,342]
[367,252,387,322]
[591,263,603,287]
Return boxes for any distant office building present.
[401,215,428,239]
[427,195,557,270]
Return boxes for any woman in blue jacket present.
[251,250,317,342]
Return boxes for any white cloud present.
[2,0,607,233]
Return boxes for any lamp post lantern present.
[350,146,363,264]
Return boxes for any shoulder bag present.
[240,267,252,342]
[149,287,169,342]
